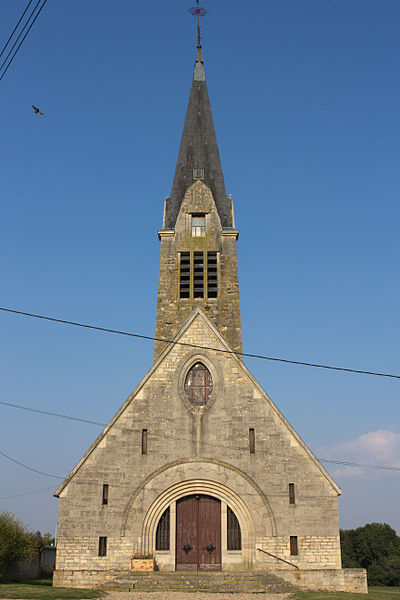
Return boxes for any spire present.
[164,17,233,229]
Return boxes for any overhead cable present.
[320,458,400,472]
[1,306,399,380]
[1,417,399,477]
[0,0,48,82]
[0,400,106,427]
[0,450,63,479]
[0,485,56,501]
[0,0,35,59]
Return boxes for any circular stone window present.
[184,362,213,407]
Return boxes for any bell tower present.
[154,43,242,359]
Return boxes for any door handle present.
[204,543,216,553]
[182,543,193,554]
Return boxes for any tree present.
[0,512,35,580]
[341,523,400,586]
[30,530,55,549]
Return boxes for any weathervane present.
[187,0,209,46]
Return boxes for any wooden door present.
[176,495,221,571]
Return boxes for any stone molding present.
[121,458,277,542]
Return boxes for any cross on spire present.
[187,1,208,47]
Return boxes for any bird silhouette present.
[32,105,44,115]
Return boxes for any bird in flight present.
[32,105,44,115]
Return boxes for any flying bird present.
[32,105,44,115]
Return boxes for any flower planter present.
[130,558,154,572]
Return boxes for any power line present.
[1,306,399,380]
[0,405,399,475]
[0,0,42,75]
[320,459,400,472]
[0,400,107,427]
[0,486,55,501]
[0,450,63,479]
[0,0,48,82]
[0,0,35,59]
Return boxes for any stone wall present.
[255,535,341,570]
[55,310,345,589]
[276,567,368,594]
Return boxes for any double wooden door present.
[176,494,221,571]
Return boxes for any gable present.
[55,308,341,498]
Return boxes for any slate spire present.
[165,44,232,229]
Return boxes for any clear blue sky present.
[1,0,399,537]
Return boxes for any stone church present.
[53,42,367,593]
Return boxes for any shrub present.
[0,512,35,580]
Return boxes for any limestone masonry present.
[53,42,367,594]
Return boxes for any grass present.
[370,587,400,593]
[292,588,400,599]
[0,579,100,599]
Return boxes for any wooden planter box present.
[130,558,154,572]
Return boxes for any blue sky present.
[0,0,399,536]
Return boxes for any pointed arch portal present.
[138,478,257,570]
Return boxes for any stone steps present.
[102,570,298,593]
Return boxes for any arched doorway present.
[176,494,221,571]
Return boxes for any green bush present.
[0,513,35,580]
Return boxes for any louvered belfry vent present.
[180,252,190,298]
[184,362,213,407]
[179,251,218,300]
[207,251,217,297]
[156,507,170,551]
[193,252,204,297]
[227,506,242,550]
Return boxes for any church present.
[53,35,367,594]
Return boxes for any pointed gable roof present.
[54,308,341,498]
[165,46,232,229]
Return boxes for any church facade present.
[53,44,367,593]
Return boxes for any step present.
[101,570,298,593]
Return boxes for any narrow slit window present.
[156,507,170,551]
[179,252,190,298]
[142,429,148,455]
[289,483,295,505]
[193,252,204,298]
[290,536,298,556]
[102,484,109,505]
[227,506,242,550]
[98,536,107,557]
[207,252,218,298]
[192,214,205,237]
[249,428,255,454]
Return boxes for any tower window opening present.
[290,536,298,556]
[142,429,148,455]
[102,484,109,505]
[98,536,107,557]
[207,252,218,298]
[156,506,170,551]
[193,168,204,179]
[227,506,241,550]
[192,214,206,237]
[249,428,255,454]
[289,483,295,505]
[193,252,204,297]
[180,252,190,298]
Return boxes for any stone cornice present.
[222,228,239,240]
[158,229,175,240]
